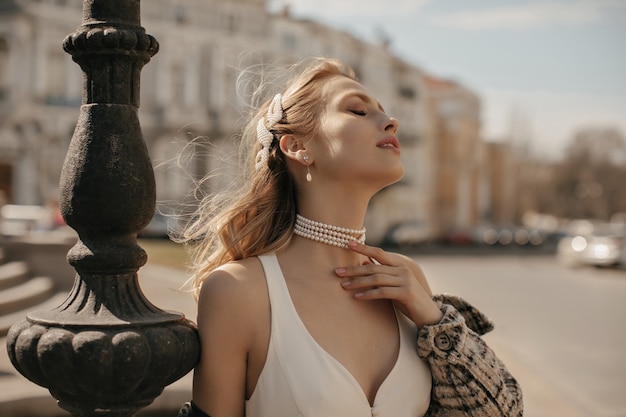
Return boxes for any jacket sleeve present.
[418,294,523,417]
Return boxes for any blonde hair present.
[180,57,356,297]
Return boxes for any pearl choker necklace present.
[293,214,366,249]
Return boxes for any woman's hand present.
[335,241,443,328]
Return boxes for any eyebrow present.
[342,91,385,113]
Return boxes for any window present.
[174,5,187,23]
[170,64,185,105]
[0,38,8,100]
[398,86,416,100]
[45,48,65,103]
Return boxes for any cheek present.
[317,118,367,163]
[324,136,360,164]
[328,125,363,154]
[317,123,349,157]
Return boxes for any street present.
[414,253,626,417]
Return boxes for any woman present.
[179,58,523,417]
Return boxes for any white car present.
[557,220,626,268]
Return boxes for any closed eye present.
[350,110,367,116]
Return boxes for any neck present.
[298,181,371,228]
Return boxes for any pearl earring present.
[303,155,312,182]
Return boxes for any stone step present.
[0,261,29,291]
[0,292,69,337]
[0,276,55,316]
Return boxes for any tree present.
[551,127,626,220]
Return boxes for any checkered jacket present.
[419,294,523,417]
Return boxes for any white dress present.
[245,253,432,417]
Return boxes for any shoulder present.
[386,251,433,297]
[196,256,268,332]
[198,257,266,301]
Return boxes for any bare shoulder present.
[196,256,268,329]
[198,257,265,298]
[387,251,434,297]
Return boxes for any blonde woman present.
[179,58,522,417]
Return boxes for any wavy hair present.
[179,57,356,297]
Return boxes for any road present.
[413,253,626,417]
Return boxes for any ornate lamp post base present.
[8,271,198,417]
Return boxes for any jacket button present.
[434,333,452,351]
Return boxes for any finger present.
[340,273,403,291]
[335,263,397,278]
[353,286,407,301]
[347,241,395,266]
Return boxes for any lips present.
[377,136,400,152]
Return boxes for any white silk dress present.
[245,254,432,417]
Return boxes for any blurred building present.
[0,0,82,205]
[0,0,490,244]
[424,75,488,240]
[485,141,521,226]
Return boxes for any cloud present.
[269,0,430,18]
[430,1,626,30]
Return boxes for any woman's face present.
[309,75,403,189]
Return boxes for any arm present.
[191,269,251,417]
[418,295,523,417]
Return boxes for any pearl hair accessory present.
[255,94,283,170]
[293,214,366,248]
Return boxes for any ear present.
[279,134,310,165]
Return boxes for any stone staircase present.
[0,248,68,336]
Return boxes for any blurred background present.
[0,0,624,416]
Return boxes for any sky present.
[267,0,626,160]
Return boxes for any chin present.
[377,163,405,189]
[390,161,405,182]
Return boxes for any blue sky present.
[268,0,626,160]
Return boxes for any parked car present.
[557,220,626,268]
[383,221,430,248]
[0,204,47,236]
[442,228,474,246]
[139,212,181,239]
[474,224,545,247]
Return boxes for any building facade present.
[424,75,488,240]
[0,0,489,244]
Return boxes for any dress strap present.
[257,253,286,314]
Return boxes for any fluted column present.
[5,1,200,416]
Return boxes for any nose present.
[384,115,399,134]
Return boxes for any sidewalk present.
[484,336,587,417]
[0,262,585,417]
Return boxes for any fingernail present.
[340,280,351,287]
[348,241,358,248]
[335,268,346,274]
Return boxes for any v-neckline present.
[272,253,402,408]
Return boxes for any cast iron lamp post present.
[5,1,200,416]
